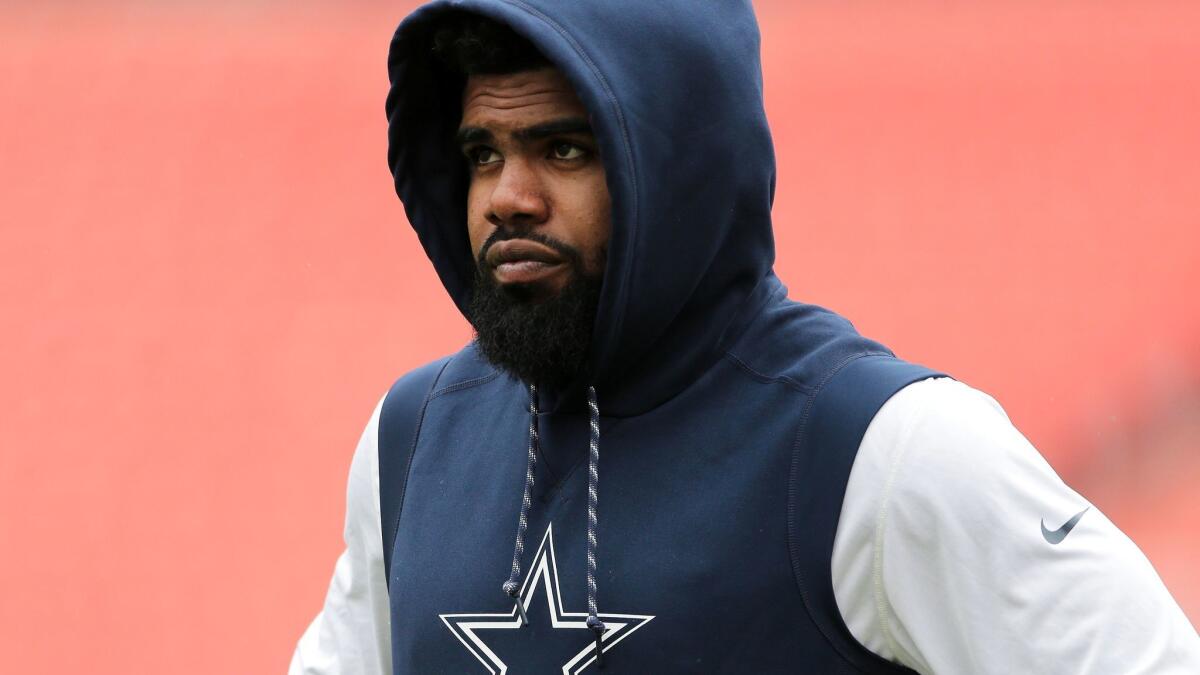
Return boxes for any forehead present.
[461,67,589,129]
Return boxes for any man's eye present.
[551,143,586,160]
[470,148,502,166]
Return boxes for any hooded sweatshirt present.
[290,1,1200,673]
[376,0,942,670]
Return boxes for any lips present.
[485,239,567,286]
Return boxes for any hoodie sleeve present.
[289,396,392,675]
[831,378,1200,674]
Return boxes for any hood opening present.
[387,0,778,416]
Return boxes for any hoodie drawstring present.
[501,384,606,668]
[502,384,540,626]
[584,385,606,666]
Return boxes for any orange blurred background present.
[2,1,1197,672]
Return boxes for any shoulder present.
[848,376,1088,571]
[384,342,501,404]
[862,376,1025,474]
[725,297,895,392]
[864,377,1067,511]
[378,343,504,462]
[377,343,515,468]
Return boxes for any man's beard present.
[468,232,603,388]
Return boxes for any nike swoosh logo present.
[1041,507,1090,544]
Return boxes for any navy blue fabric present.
[377,290,946,673]
[379,356,452,588]
[380,1,947,672]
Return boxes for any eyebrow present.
[455,117,593,147]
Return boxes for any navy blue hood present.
[386,0,777,415]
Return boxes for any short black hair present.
[432,12,551,76]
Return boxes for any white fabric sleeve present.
[832,377,1200,674]
[289,396,392,675]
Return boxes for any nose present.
[485,159,549,228]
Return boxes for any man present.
[292,1,1199,673]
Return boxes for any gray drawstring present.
[502,384,540,625]
[585,385,606,667]
[501,384,606,668]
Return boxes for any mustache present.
[477,230,584,271]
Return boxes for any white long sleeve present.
[289,398,392,675]
[832,377,1200,674]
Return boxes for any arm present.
[289,397,392,675]
[833,378,1200,674]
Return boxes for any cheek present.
[546,170,611,274]
[592,181,612,243]
[465,182,492,261]
[580,172,613,257]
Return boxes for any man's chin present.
[496,278,566,304]
[469,268,602,387]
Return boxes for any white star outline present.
[439,523,655,675]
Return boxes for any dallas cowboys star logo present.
[440,523,654,674]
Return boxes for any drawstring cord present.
[585,385,606,667]
[501,384,607,668]
[502,384,540,626]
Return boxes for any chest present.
[386,383,859,673]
